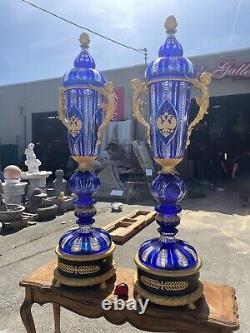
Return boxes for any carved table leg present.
[20,287,36,333]
[53,303,61,333]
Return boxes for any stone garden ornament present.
[24,143,41,174]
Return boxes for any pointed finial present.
[164,15,177,33]
[79,32,90,48]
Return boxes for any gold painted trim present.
[134,253,202,277]
[54,265,116,287]
[56,242,116,262]
[134,278,203,306]
[58,262,100,275]
[140,275,188,291]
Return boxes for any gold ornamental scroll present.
[92,82,117,146]
[131,78,150,145]
[131,73,211,149]
[186,72,212,147]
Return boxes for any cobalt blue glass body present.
[145,26,195,161]
[151,173,186,215]
[59,226,112,256]
[59,170,112,256]
[138,173,199,271]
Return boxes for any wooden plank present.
[104,210,156,245]
[103,210,140,231]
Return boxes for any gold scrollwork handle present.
[131,78,150,145]
[186,72,212,148]
[94,82,117,147]
[58,85,116,144]
[58,87,69,129]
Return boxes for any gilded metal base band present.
[58,262,100,275]
[135,253,202,277]
[156,214,180,223]
[54,264,116,287]
[140,275,189,291]
[55,242,116,262]
[71,156,96,171]
[154,158,183,174]
[134,278,203,306]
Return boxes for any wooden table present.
[19,260,239,333]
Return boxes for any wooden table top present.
[20,260,239,332]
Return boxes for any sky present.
[0,0,249,85]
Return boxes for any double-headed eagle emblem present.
[68,115,82,137]
[157,112,177,138]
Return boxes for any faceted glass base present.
[138,237,198,271]
[59,226,112,255]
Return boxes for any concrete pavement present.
[0,191,249,332]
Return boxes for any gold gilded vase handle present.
[58,87,69,129]
[58,87,83,137]
[186,72,212,148]
[95,82,116,147]
[131,79,150,145]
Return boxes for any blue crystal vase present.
[55,33,116,287]
[132,16,211,306]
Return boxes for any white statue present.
[24,143,41,174]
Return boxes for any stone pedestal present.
[21,171,52,198]
[2,181,28,205]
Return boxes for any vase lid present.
[63,32,106,87]
[145,15,196,81]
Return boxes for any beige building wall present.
[0,48,249,159]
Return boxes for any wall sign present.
[196,60,250,80]
[213,60,250,79]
